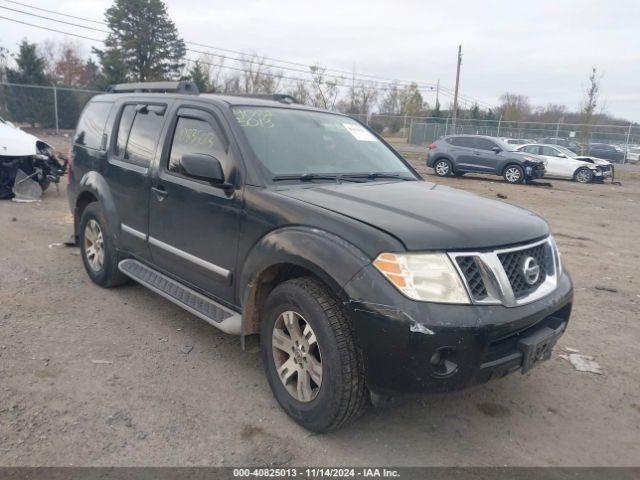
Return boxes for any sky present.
[0,0,638,122]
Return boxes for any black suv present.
[68,82,573,431]
[427,135,546,183]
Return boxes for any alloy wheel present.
[576,169,591,183]
[435,160,450,176]
[272,310,323,402]
[84,219,105,272]
[505,167,521,183]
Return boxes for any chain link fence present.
[1,83,638,159]
[0,82,100,132]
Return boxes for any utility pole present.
[435,78,440,109]
[451,45,462,128]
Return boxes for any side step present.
[118,259,241,335]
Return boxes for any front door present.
[148,105,242,304]
[472,137,502,173]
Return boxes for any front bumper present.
[343,265,573,395]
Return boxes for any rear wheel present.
[574,167,593,184]
[433,158,452,177]
[261,277,369,432]
[503,164,524,183]
[79,203,129,288]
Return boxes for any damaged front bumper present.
[0,151,67,199]
[343,265,573,395]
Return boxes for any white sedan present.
[517,144,613,183]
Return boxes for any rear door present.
[448,137,481,171]
[147,104,242,303]
[105,101,168,258]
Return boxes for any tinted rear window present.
[114,104,166,168]
[447,136,475,148]
[74,101,113,150]
[473,138,497,150]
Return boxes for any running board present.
[118,259,241,335]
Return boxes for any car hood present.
[506,150,545,163]
[574,156,612,166]
[0,122,43,156]
[277,180,549,251]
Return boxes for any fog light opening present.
[430,347,458,377]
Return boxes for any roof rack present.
[233,93,298,104]
[105,81,199,95]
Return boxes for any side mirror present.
[491,146,501,153]
[181,153,225,184]
[558,153,567,158]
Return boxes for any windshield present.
[495,138,518,151]
[555,145,577,157]
[232,107,414,179]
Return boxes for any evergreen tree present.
[95,0,186,82]
[5,40,53,126]
[188,60,210,92]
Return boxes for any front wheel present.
[261,277,369,432]
[574,167,593,184]
[503,164,524,183]
[433,158,452,177]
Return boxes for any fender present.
[75,171,122,244]
[238,226,372,334]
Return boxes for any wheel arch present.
[74,171,120,241]
[238,227,371,336]
[501,161,523,175]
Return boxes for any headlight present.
[549,235,562,277]
[373,253,470,304]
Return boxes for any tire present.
[38,178,51,192]
[574,167,593,184]
[79,202,129,288]
[503,164,524,184]
[433,158,452,177]
[261,277,369,432]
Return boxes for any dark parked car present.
[68,82,572,431]
[540,137,579,153]
[426,135,546,183]
[587,143,625,162]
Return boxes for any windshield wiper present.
[340,172,416,181]
[272,173,368,183]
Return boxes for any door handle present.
[151,185,168,200]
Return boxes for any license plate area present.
[517,322,566,373]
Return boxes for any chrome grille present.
[498,243,548,298]
[455,256,488,300]
[449,237,560,307]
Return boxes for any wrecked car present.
[68,81,573,432]
[0,116,67,199]
[427,135,547,183]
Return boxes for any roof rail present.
[233,93,298,104]
[105,81,199,95]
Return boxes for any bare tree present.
[309,64,339,110]
[497,93,531,121]
[579,67,602,148]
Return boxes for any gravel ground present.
[1,135,639,466]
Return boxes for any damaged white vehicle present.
[0,116,66,199]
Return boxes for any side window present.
[521,145,538,154]
[167,116,230,178]
[74,101,114,149]
[114,105,136,157]
[114,104,166,167]
[449,137,473,148]
[473,138,497,151]
[540,146,560,157]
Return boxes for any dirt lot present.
[1,134,639,466]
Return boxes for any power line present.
[1,0,495,106]
[0,5,492,109]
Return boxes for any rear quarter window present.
[74,101,114,150]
